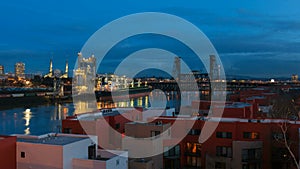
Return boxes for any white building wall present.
[105,155,128,169]
[63,138,95,169]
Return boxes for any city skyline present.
[1,0,300,77]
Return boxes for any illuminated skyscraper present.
[0,65,4,75]
[15,62,25,79]
[292,74,298,82]
[74,52,96,93]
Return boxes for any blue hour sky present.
[1,0,300,78]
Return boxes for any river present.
[0,91,199,135]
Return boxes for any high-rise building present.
[15,62,25,79]
[0,65,4,75]
[292,74,298,82]
[74,52,96,93]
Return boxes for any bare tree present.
[271,92,299,169]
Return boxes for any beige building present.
[123,122,171,169]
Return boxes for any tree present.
[271,92,300,169]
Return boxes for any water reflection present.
[23,109,32,135]
[0,91,199,135]
[73,96,151,114]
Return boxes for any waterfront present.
[0,91,199,135]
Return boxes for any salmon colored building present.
[62,88,299,169]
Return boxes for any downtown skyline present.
[1,0,300,78]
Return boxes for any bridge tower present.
[172,56,181,82]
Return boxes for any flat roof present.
[246,96,265,100]
[215,102,252,109]
[75,108,168,121]
[76,108,122,121]
[17,136,87,146]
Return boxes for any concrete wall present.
[72,150,128,169]
[106,154,128,169]
[129,159,154,169]
[17,142,63,169]
[72,159,106,169]
[232,141,263,169]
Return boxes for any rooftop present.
[214,102,252,109]
[16,133,88,146]
[246,96,266,100]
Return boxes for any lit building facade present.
[292,74,298,82]
[15,62,25,79]
[0,65,4,75]
[74,53,96,94]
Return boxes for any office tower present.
[15,62,25,79]
[292,74,298,82]
[74,52,96,93]
[0,65,4,75]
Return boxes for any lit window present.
[186,142,201,155]
[186,156,201,167]
[243,132,259,139]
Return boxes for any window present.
[186,142,201,155]
[216,146,232,158]
[272,132,285,140]
[115,123,120,130]
[116,159,119,165]
[186,156,201,167]
[188,129,201,135]
[242,163,261,169]
[164,145,180,157]
[243,132,259,139]
[21,152,25,158]
[215,162,226,169]
[63,128,72,134]
[151,130,160,137]
[216,132,232,139]
[242,148,262,162]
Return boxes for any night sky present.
[1,0,300,78]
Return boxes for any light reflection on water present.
[0,91,199,135]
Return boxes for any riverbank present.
[0,96,51,111]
